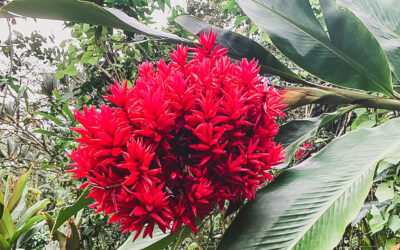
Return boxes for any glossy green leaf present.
[175,15,303,83]
[0,0,190,44]
[237,0,393,96]
[219,117,400,250]
[338,0,400,80]
[6,170,30,214]
[51,187,93,234]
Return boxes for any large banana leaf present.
[0,0,190,44]
[175,15,303,83]
[338,0,400,80]
[236,0,393,96]
[219,117,400,249]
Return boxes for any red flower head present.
[67,30,286,241]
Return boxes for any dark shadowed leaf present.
[237,0,393,96]
[338,0,400,80]
[175,15,303,83]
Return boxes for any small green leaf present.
[387,215,400,233]
[157,0,165,11]
[188,242,198,250]
[56,71,65,80]
[375,181,395,203]
[64,64,77,76]
[351,113,376,130]
[384,239,397,250]
[369,205,387,234]
[32,129,57,137]
[62,102,75,122]
[34,112,63,126]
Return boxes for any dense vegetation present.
[1,0,400,249]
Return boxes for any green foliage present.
[2,0,400,249]
[219,118,400,249]
[0,170,49,250]
[1,0,188,43]
[275,105,357,168]
[339,0,400,80]
[236,0,393,96]
[175,15,303,83]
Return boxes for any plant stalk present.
[280,86,400,111]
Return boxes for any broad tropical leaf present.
[236,0,393,96]
[0,0,190,44]
[175,15,303,83]
[338,0,400,80]
[219,117,400,250]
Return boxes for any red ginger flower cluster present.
[67,31,286,241]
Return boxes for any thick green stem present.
[281,86,400,111]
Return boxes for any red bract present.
[67,31,286,241]
[296,142,313,160]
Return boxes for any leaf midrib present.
[250,0,392,95]
[287,139,400,249]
